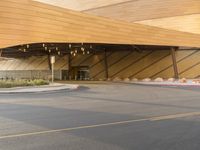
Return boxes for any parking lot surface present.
[0,82,200,150]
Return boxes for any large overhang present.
[1,0,200,48]
[34,0,200,35]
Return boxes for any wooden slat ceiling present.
[83,0,200,21]
[136,14,200,34]
[35,0,200,35]
[34,0,132,11]
[1,0,200,49]
[84,0,200,35]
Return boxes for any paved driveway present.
[0,82,200,150]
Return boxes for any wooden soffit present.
[1,0,200,48]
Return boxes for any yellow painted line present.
[0,118,148,140]
[150,112,200,121]
[0,112,200,140]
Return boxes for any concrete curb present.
[0,83,79,93]
[112,80,200,87]
[129,82,200,87]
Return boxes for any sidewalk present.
[0,83,79,93]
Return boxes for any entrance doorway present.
[70,66,90,80]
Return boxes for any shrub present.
[0,79,49,88]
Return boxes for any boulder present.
[107,78,111,81]
[179,78,187,83]
[123,78,130,82]
[142,78,151,82]
[112,77,121,82]
[168,78,175,82]
[192,79,200,84]
[154,77,164,82]
[98,78,104,81]
[131,78,138,82]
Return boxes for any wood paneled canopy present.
[83,0,200,35]
[1,0,200,49]
[35,0,200,35]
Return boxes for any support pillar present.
[0,49,2,57]
[68,54,71,80]
[104,49,109,79]
[171,47,179,79]
[47,54,51,70]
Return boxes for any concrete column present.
[104,49,109,79]
[0,49,2,57]
[171,47,179,79]
[68,54,71,80]
[47,54,51,70]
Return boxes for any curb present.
[130,82,200,87]
[112,81,200,87]
[0,84,79,94]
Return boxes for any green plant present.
[0,79,49,88]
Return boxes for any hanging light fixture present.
[81,47,85,52]
[49,49,51,53]
[69,44,71,49]
[45,47,48,51]
[26,44,29,48]
[42,43,45,47]
[58,51,61,55]
[75,49,78,53]
[23,48,26,52]
[73,53,76,56]
[87,51,90,54]
[56,47,58,51]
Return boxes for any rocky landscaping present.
[108,77,200,86]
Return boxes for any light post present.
[50,56,55,83]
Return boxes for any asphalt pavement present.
[0,82,200,150]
